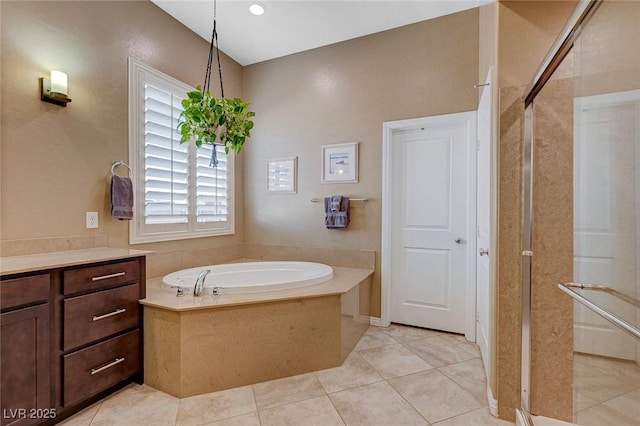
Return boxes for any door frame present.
[476,67,496,384]
[381,111,477,340]
[574,88,640,362]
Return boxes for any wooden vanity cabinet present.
[0,255,146,426]
[58,259,145,411]
[0,274,52,426]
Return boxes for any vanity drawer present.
[63,329,140,407]
[0,273,50,311]
[64,260,139,295]
[64,284,140,351]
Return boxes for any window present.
[128,58,234,244]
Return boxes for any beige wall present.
[574,0,640,97]
[0,2,480,313]
[498,0,578,88]
[479,2,498,85]
[0,1,245,275]
[1,2,480,311]
[242,9,480,317]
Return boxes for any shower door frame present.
[518,0,601,424]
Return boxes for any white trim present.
[381,111,477,337]
[467,110,478,342]
[487,384,498,417]
[127,57,235,244]
[369,317,385,327]
[476,65,498,390]
[489,62,500,405]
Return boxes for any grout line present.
[385,378,433,425]
[249,384,262,425]
[325,392,348,426]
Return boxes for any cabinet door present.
[1,304,51,426]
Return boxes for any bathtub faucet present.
[193,269,211,296]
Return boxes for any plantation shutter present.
[143,84,189,225]
[129,58,234,244]
[195,144,229,223]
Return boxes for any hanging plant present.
[177,0,255,166]
[178,88,254,154]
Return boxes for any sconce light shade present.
[40,70,72,107]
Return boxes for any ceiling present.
[151,0,490,66]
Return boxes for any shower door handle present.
[454,237,464,244]
[479,248,489,257]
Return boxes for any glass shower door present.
[568,1,640,423]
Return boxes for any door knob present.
[454,237,464,244]
[479,248,489,256]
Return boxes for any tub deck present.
[141,266,372,311]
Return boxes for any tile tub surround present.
[142,267,373,398]
[59,324,513,426]
[0,247,152,275]
[0,235,109,257]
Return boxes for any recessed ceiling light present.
[249,2,266,16]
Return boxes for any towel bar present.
[310,197,369,203]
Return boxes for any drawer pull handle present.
[92,308,127,322]
[91,272,126,282]
[90,357,125,375]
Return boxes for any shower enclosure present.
[520,0,640,424]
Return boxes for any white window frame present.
[128,58,234,244]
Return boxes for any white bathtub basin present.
[161,261,334,294]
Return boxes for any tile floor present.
[573,353,640,426]
[60,324,513,426]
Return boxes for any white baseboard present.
[369,317,384,327]
[487,385,498,417]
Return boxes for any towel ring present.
[111,160,132,177]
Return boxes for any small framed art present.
[321,142,358,183]
[267,157,297,193]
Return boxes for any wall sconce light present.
[40,70,72,107]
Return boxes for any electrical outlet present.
[86,212,99,229]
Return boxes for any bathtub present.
[161,261,334,294]
[142,262,373,398]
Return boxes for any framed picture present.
[321,142,359,183]
[267,157,297,193]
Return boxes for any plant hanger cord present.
[203,0,224,98]
[203,0,225,166]
[178,0,254,168]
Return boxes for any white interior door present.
[388,112,476,334]
[476,78,492,375]
[574,95,638,360]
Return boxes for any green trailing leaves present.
[177,86,255,155]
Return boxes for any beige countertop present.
[140,266,373,312]
[0,247,152,276]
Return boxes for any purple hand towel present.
[111,175,133,220]
[324,195,350,229]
